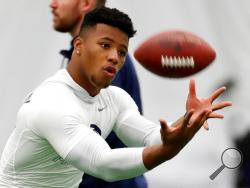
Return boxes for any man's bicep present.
[114,112,161,147]
[33,110,89,158]
[111,87,161,146]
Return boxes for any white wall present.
[1,0,250,187]
[0,0,70,150]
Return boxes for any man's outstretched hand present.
[159,79,232,158]
[159,109,210,153]
[143,80,232,170]
[186,79,232,130]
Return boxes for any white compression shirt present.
[0,69,161,188]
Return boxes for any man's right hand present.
[159,108,210,158]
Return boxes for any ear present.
[73,37,84,55]
[80,0,97,12]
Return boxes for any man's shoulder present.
[35,69,74,96]
[28,73,76,111]
[102,86,137,108]
[103,85,128,96]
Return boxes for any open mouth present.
[103,66,116,77]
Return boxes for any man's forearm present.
[142,144,181,170]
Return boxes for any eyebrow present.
[101,37,128,51]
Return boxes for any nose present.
[108,49,119,65]
[50,0,57,9]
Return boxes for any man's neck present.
[67,62,100,97]
[70,18,83,37]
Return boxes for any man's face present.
[50,0,83,33]
[75,24,129,93]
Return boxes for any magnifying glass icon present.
[210,148,243,180]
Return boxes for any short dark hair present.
[80,7,136,38]
[95,0,106,8]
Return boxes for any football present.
[134,30,216,78]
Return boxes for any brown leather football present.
[134,30,216,78]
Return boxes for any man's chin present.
[53,25,69,33]
[100,80,113,89]
[92,77,113,90]
[102,82,111,89]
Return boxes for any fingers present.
[184,110,194,129]
[208,112,224,119]
[159,118,169,132]
[212,101,232,111]
[189,79,196,97]
[209,86,226,102]
[159,118,171,144]
[203,121,209,130]
[190,109,211,133]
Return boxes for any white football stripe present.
[161,55,195,68]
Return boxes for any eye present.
[100,42,110,49]
[119,49,127,57]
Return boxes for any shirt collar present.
[52,69,100,104]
